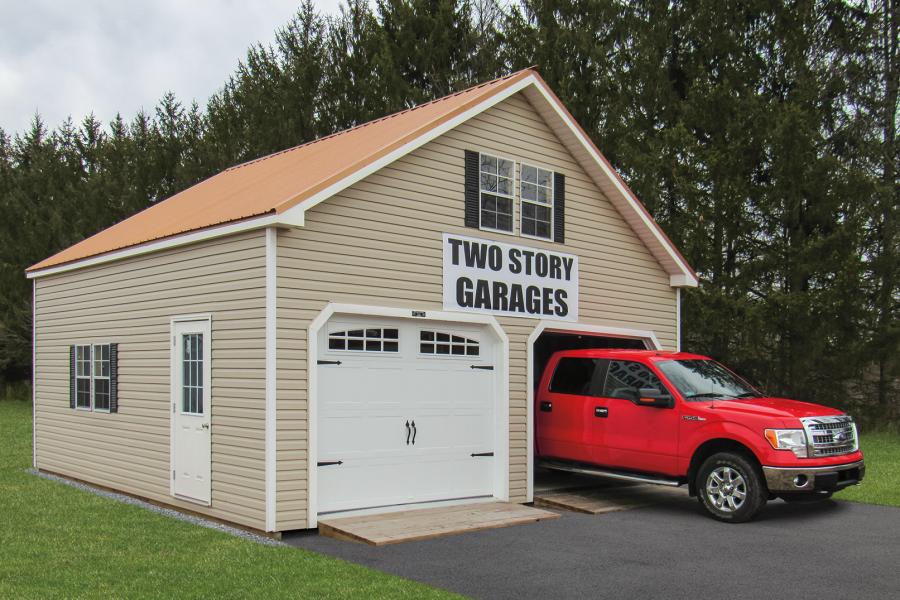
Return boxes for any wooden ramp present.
[534,483,686,515]
[318,501,559,546]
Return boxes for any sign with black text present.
[442,233,578,321]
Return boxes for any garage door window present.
[328,328,399,352]
[419,331,480,356]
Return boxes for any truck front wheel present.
[696,452,766,523]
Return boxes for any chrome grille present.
[801,416,858,457]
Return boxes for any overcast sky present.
[0,0,346,136]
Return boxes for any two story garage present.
[28,68,697,534]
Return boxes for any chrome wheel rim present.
[706,466,747,513]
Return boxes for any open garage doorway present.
[526,323,662,502]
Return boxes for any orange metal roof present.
[28,70,534,272]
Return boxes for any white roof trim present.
[27,211,304,279]
[29,73,696,286]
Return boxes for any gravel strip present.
[30,469,284,547]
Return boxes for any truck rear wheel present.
[696,452,766,523]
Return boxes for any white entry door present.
[317,317,497,515]
[171,318,211,504]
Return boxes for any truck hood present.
[700,397,846,420]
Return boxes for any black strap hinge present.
[471,365,494,370]
[471,452,494,457]
[317,360,342,366]
[317,460,343,467]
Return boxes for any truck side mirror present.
[637,388,674,408]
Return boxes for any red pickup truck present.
[536,349,865,522]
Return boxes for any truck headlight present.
[764,429,809,458]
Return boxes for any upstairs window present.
[479,153,515,233]
[520,164,554,240]
[329,328,399,352]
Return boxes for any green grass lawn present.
[0,400,460,600]
[835,430,900,507]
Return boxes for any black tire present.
[780,491,833,503]
[696,452,766,523]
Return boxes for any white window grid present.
[328,328,400,353]
[479,153,516,234]
[520,163,554,240]
[419,331,480,357]
[74,344,111,411]
[75,345,92,409]
[182,333,204,415]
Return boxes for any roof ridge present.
[225,69,531,173]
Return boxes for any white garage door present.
[317,316,497,515]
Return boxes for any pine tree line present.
[0,0,896,422]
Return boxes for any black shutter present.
[553,172,566,243]
[464,150,480,228]
[69,346,76,409]
[109,343,119,413]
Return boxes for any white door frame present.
[170,313,212,504]
[307,303,510,528]
[525,320,661,502]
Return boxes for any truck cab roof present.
[553,349,711,362]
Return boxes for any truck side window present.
[603,360,666,399]
[549,358,609,396]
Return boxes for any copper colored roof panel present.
[28,70,533,272]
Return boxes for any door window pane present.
[603,361,666,400]
[182,334,203,414]
[549,358,608,396]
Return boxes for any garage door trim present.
[525,321,661,503]
[307,303,510,528]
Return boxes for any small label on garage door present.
[442,233,578,321]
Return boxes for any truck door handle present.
[595,407,608,418]
[540,401,552,412]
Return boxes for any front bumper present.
[762,460,865,493]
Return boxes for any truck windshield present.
[656,359,761,401]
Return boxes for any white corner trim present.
[306,303,510,529]
[32,279,37,469]
[676,288,682,352]
[26,213,306,279]
[264,228,278,532]
[670,274,699,287]
[525,320,661,502]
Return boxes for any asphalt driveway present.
[285,495,900,600]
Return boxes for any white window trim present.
[74,344,92,411]
[417,329,481,358]
[519,162,555,242]
[73,342,113,412]
[92,343,112,414]
[478,152,518,237]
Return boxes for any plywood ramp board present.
[534,484,686,515]
[318,501,559,546]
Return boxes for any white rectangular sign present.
[442,233,578,321]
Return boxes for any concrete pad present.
[318,501,559,546]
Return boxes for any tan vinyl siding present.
[34,230,267,530]
[275,91,677,529]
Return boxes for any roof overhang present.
[28,71,696,286]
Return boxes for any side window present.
[603,360,666,400]
[549,358,609,396]
[479,153,515,233]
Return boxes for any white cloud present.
[0,0,346,135]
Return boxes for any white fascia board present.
[287,76,538,217]
[26,212,304,279]
[670,273,699,287]
[525,81,698,287]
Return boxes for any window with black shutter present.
[69,343,119,413]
